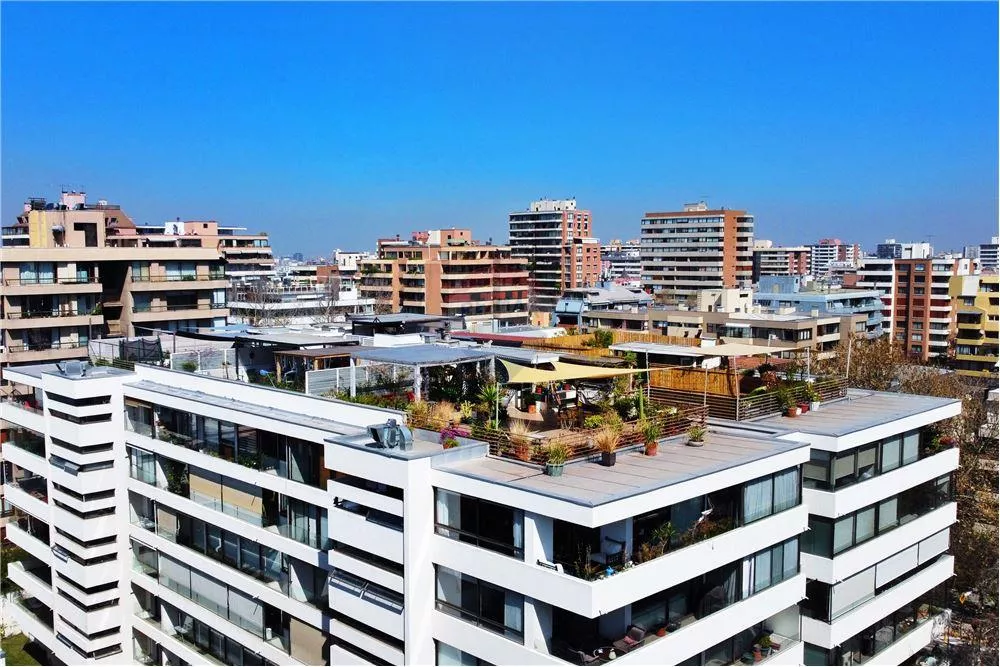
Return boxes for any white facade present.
[758,391,961,666]
[856,258,896,337]
[0,362,962,667]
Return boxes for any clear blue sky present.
[2,2,996,256]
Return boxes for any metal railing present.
[3,276,99,286]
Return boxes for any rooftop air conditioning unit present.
[57,360,87,378]
[369,419,413,451]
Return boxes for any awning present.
[499,359,645,384]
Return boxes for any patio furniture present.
[613,625,646,654]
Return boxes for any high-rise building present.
[639,201,754,298]
[979,236,999,271]
[858,256,976,360]
[508,199,600,312]
[0,358,960,667]
[949,274,999,378]
[127,220,276,283]
[1,192,229,368]
[810,239,862,277]
[751,243,812,283]
[358,229,529,328]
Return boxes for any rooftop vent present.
[56,360,87,378]
[369,419,413,451]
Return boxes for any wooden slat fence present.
[648,367,738,397]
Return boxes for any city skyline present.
[2,2,997,255]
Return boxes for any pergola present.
[273,348,353,382]
[347,344,496,400]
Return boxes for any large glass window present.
[803,476,952,558]
[743,467,799,524]
[435,490,524,558]
[128,447,156,485]
[804,429,929,491]
[435,566,524,641]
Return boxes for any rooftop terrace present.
[437,426,807,507]
[754,389,961,436]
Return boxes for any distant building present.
[858,256,977,360]
[359,228,530,328]
[600,240,642,286]
[292,252,304,262]
[751,243,811,283]
[554,285,652,328]
[754,276,883,337]
[875,239,933,260]
[949,273,999,378]
[1,191,228,368]
[810,238,861,276]
[979,236,999,271]
[508,199,600,312]
[130,219,275,283]
[640,201,754,298]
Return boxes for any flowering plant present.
[439,425,469,446]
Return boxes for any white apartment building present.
[757,392,960,665]
[0,360,960,667]
[810,241,862,278]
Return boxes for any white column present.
[349,358,357,398]
[524,599,553,654]
[402,457,435,664]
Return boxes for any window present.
[742,468,799,524]
[435,566,524,641]
[435,490,524,558]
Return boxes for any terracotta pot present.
[644,441,658,456]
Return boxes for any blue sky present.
[2,2,996,256]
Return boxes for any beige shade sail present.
[498,359,647,385]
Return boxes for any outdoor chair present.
[613,624,646,654]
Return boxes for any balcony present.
[2,341,89,364]
[5,476,49,518]
[1,276,102,295]
[330,502,404,563]
[8,594,55,642]
[329,570,405,637]
[6,558,54,608]
[802,555,954,648]
[130,274,228,291]
[131,303,228,322]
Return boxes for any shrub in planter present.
[804,383,821,410]
[595,426,619,466]
[544,439,569,477]
[508,419,535,462]
[641,419,661,456]
[687,424,707,447]
[583,414,605,430]
[442,438,460,449]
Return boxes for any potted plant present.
[776,387,799,417]
[508,420,535,462]
[651,521,677,555]
[687,423,707,447]
[544,439,569,477]
[641,419,661,456]
[805,383,821,411]
[656,627,667,637]
[797,400,810,414]
[595,426,619,466]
